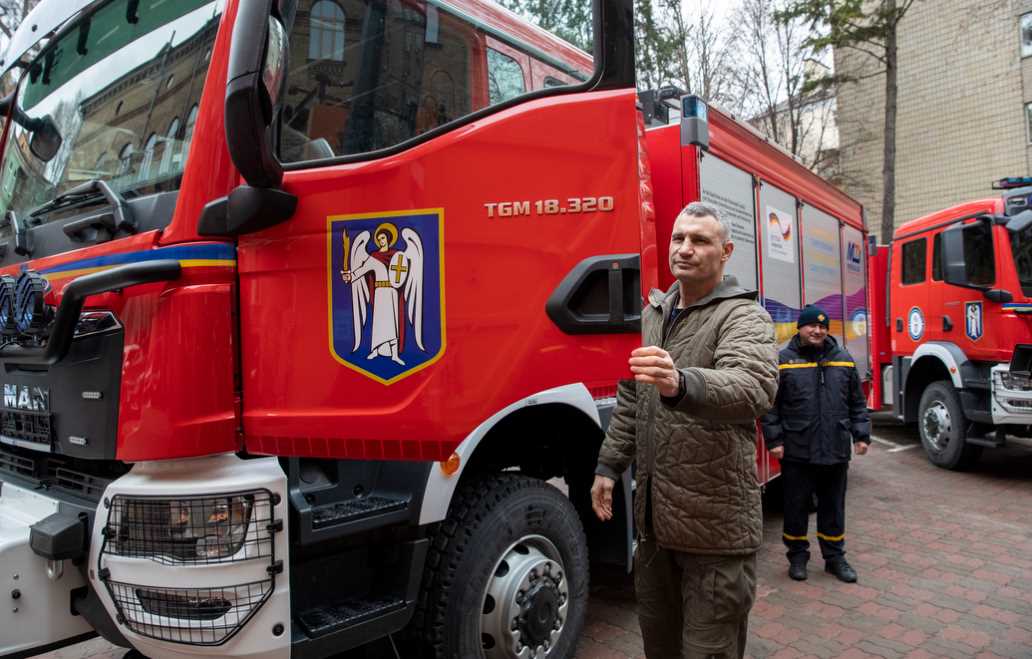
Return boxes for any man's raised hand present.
[629,346,680,397]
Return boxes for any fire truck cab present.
[869,177,1032,469]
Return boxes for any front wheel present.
[917,380,982,470]
[417,473,589,659]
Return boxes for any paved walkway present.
[576,425,1032,658]
[34,426,1032,659]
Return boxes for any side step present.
[298,596,407,636]
[291,540,427,659]
[311,495,410,529]
[287,459,429,545]
[966,431,1004,448]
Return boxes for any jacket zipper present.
[641,304,687,543]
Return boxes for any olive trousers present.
[634,537,757,658]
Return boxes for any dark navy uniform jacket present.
[761,335,871,465]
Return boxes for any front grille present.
[1,408,52,446]
[104,491,275,565]
[106,579,273,645]
[0,444,126,501]
[0,448,33,477]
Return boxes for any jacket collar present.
[647,275,758,315]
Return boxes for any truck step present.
[310,494,410,529]
[297,596,407,637]
[966,433,1004,448]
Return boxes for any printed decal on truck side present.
[965,301,983,341]
[327,209,445,385]
[908,306,924,341]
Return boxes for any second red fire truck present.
[868,178,1032,469]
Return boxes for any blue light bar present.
[682,96,708,122]
[993,177,1032,190]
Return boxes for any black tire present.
[917,380,982,470]
[415,473,588,659]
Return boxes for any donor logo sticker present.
[965,301,983,341]
[908,306,924,341]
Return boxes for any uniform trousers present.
[781,459,848,562]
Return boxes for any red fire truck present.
[0,1,866,658]
[867,178,1032,469]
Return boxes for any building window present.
[901,238,926,285]
[1026,102,1032,144]
[308,0,345,61]
[1022,13,1032,58]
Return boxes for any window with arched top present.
[160,117,181,175]
[117,143,134,177]
[141,133,158,181]
[309,0,345,61]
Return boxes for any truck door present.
[237,0,642,459]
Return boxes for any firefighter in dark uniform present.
[761,305,871,582]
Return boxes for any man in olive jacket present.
[761,305,871,584]
[591,202,778,659]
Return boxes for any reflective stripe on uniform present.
[816,531,845,542]
[782,533,809,541]
[779,363,817,370]
[821,361,855,368]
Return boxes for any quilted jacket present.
[596,277,778,555]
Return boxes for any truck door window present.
[961,221,994,286]
[487,48,526,105]
[901,238,927,284]
[1011,222,1032,296]
[279,0,594,163]
[932,233,942,281]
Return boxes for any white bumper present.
[990,364,1032,425]
[0,482,93,656]
[89,454,291,659]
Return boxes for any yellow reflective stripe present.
[822,361,855,368]
[779,363,817,370]
[816,532,845,542]
[782,533,808,541]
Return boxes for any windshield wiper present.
[30,179,136,244]
[4,210,34,256]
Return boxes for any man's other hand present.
[630,346,680,397]
[591,474,615,521]
[769,446,784,459]
[854,442,869,456]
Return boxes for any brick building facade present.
[835,0,1032,239]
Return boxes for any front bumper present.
[0,482,94,657]
[990,364,1032,425]
[90,453,291,659]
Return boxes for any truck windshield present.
[0,0,222,222]
[1010,224,1032,296]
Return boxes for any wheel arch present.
[903,343,968,422]
[418,383,632,570]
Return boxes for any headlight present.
[105,491,274,564]
[998,371,1032,391]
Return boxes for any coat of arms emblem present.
[328,210,445,384]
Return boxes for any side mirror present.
[1006,209,1032,234]
[225,0,287,188]
[940,224,967,287]
[28,114,62,162]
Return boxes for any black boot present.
[825,558,857,583]
[788,559,808,581]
